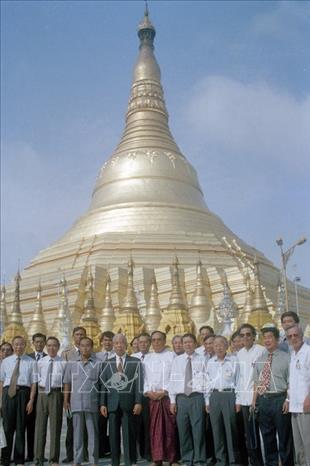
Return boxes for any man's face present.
[239,328,255,350]
[204,336,215,355]
[199,328,211,344]
[73,329,86,346]
[182,337,196,355]
[172,337,183,355]
[1,344,13,359]
[282,316,297,331]
[151,332,166,353]
[13,338,26,356]
[101,336,113,352]
[79,339,93,358]
[138,336,151,354]
[46,339,60,358]
[214,338,227,359]
[286,327,303,352]
[263,331,278,352]
[33,337,46,353]
[113,338,127,356]
[231,335,243,353]
[131,338,139,353]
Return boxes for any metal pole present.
[294,277,300,315]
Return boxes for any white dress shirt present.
[196,345,205,355]
[289,342,310,413]
[131,351,149,361]
[0,354,38,387]
[143,349,175,393]
[96,350,115,361]
[206,353,240,404]
[237,344,264,406]
[169,351,207,403]
[37,355,66,388]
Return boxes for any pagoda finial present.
[0,284,8,337]
[53,275,72,350]
[145,273,161,332]
[99,273,115,332]
[189,259,211,329]
[168,256,186,311]
[8,270,23,325]
[28,280,47,337]
[138,1,156,48]
[82,266,98,322]
[122,258,139,312]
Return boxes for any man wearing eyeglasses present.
[286,324,310,465]
[237,324,264,466]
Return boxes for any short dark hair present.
[138,333,151,342]
[182,333,197,343]
[151,330,166,341]
[261,327,280,339]
[12,335,25,344]
[0,342,13,351]
[32,333,47,342]
[203,334,215,343]
[199,325,214,335]
[46,336,60,347]
[239,323,257,337]
[72,326,86,336]
[280,311,299,324]
[99,331,115,343]
[79,336,93,347]
[130,336,139,346]
[230,331,240,342]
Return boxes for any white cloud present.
[185,76,310,174]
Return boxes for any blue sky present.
[1,0,309,287]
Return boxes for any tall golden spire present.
[0,285,8,339]
[113,258,144,343]
[144,273,161,332]
[28,281,48,337]
[99,273,115,332]
[53,276,72,350]
[80,267,100,345]
[238,271,254,325]
[3,271,30,348]
[159,256,193,344]
[189,260,211,331]
[248,259,273,329]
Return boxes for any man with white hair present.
[286,324,310,465]
[100,334,143,466]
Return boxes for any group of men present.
[0,309,309,466]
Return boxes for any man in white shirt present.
[171,335,184,356]
[237,324,264,466]
[143,331,178,466]
[286,324,310,465]
[0,335,37,466]
[34,336,66,466]
[169,333,207,466]
[196,326,214,355]
[206,336,241,466]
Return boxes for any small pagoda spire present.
[80,266,100,345]
[53,275,72,350]
[0,284,8,338]
[121,258,139,313]
[28,281,48,338]
[168,256,187,311]
[238,271,254,325]
[248,259,273,329]
[189,259,211,330]
[99,273,115,332]
[144,273,161,333]
[8,270,23,325]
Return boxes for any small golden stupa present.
[99,273,116,332]
[248,260,273,329]
[27,281,48,338]
[80,267,100,348]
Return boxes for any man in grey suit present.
[100,334,143,466]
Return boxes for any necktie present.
[117,357,123,373]
[45,359,54,394]
[257,352,273,395]
[141,354,145,362]
[8,357,21,398]
[36,353,41,361]
[184,356,193,396]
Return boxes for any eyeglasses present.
[240,332,253,337]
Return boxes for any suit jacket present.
[61,347,80,362]
[28,351,47,360]
[100,354,143,412]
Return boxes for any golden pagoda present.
[144,273,161,333]
[27,281,48,338]
[113,258,144,342]
[159,257,193,344]
[99,273,116,332]
[3,271,30,349]
[80,267,100,347]
[189,260,212,331]
[248,260,273,329]
[3,6,309,340]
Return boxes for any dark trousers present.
[240,406,263,466]
[2,386,30,466]
[257,394,294,466]
[25,392,37,460]
[136,396,151,461]
[98,414,110,458]
[205,413,216,463]
[109,406,137,466]
[176,393,206,466]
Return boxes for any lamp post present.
[293,276,301,315]
[275,237,307,312]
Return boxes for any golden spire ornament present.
[189,260,211,332]
[113,258,144,343]
[28,281,48,338]
[248,259,273,329]
[0,285,8,340]
[159,256,193,344]
[99,273,115,332]
[53,276,72,350]
[238,271,254,325]
[80,267,100,347]
[144,273,161,333]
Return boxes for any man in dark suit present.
[100,334,143,466]
[27,333,47,462]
